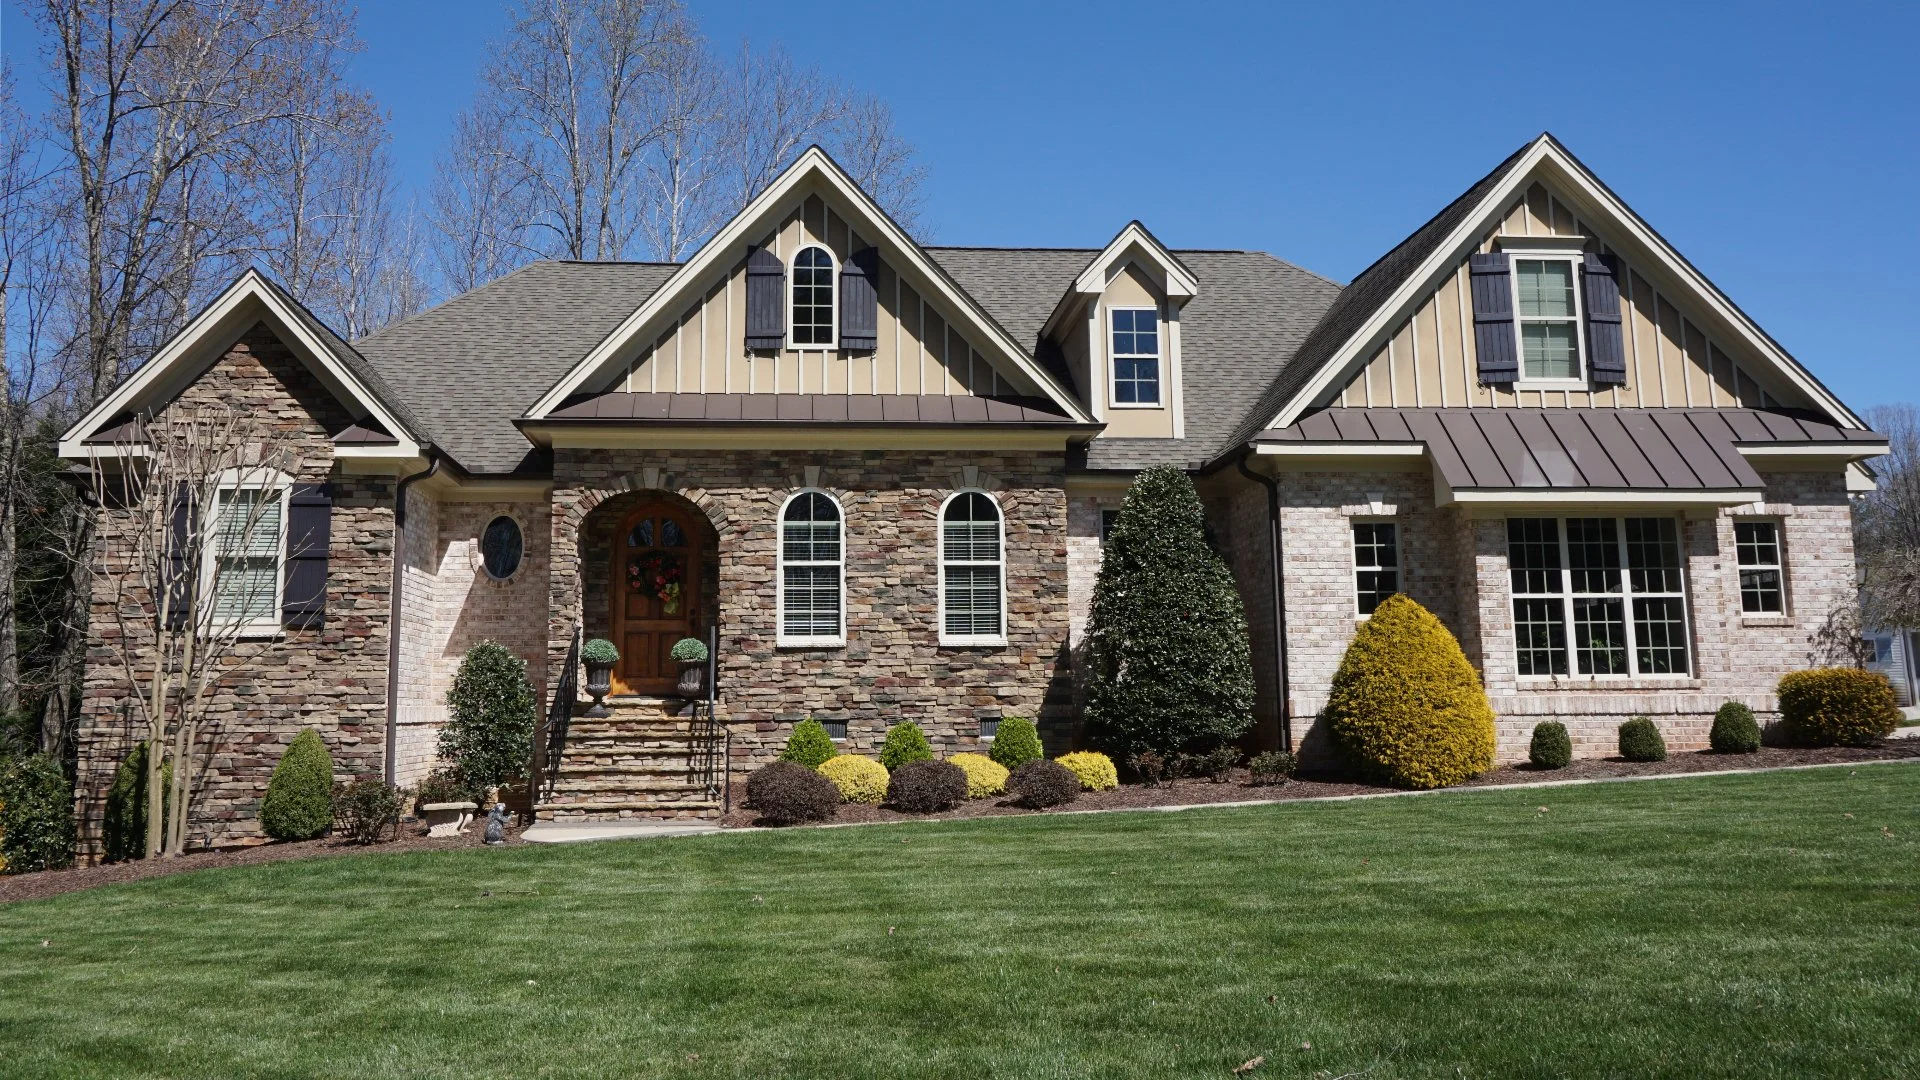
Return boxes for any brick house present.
[59,134,1888,851]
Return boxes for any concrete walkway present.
[522,821,721,845]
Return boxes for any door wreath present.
[628,551,685,614]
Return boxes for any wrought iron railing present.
[693,622,725,801]
[539,626,580,802]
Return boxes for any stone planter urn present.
[420,802,473,838]
[676,659,706,698]
[580,638,618,717]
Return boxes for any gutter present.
[385,451,441,783]
[1234,448,1292,754]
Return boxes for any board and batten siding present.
[1333,181,1805,411]
[618,193,1039,399]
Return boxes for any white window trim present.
[937,489,1008,647]
[1511,516,1693,682]
[788,244,838,352]
[775,489,846,648]
[1350,518,1401,619]
[200,467,292,639]
[1733,517,1788,617]
[1506,250,1588,391]
[1107,305,1163,408]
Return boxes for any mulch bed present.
[9,743,1918,903]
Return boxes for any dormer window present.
[791,245,836,348]
[1513,256,1584,383]
[1110,307,1161,406]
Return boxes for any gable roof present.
[522,146,1096,425]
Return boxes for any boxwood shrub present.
[987,716,1044,770]
[745,762,839,825]
[779,719,838,769]
[1777,668,1900,747]
[1325,594,1495,789]
[879,722,933,771]
[818,755,889,804]
[261,728,334,841]
[1008,759,1080,809]
[1618,716,1667,763]
[886,760,968,813]
[1529,721,1572,770]
[1709,701,1762,754]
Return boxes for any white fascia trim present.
[1737,442,1889,459]
[525,148,1094,424]
[1267,136,1865,431]
[1254,442,1427,457]
[58,269,421,459]
[1041,222,1198,341]
[1440,487,1763,508]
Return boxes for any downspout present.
[385,451,441,783]
[1235,448,1292,753]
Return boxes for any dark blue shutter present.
[744,245,784,350]
[282,483,331,630]
[840,248,879,351]
[1469,252,1518,385]
[164,485,191,631]
[1583,252,1626,386]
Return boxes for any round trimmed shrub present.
[1777,668,1900,747]
[1529,721,1572,770]
[0,754,75,873]
[1618,716,1667,763]
[102,741,171,862]
[440,642,537,794]
[879,722,933,771]
[1054,751,1118,791]
[669,637,709,663]
[1008,759,1080,809]
[987,717,1044,770]
[1324,594,1495,789]
[818,755,889,804]
[261,728,334,840]
[579,638,619,665]
[745,762,839,825]
[779,719,839,769]
[886,760,969,813]
[947,752,1009,798]
[1709,701,1762,754]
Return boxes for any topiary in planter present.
[1008,759,1081,809]
[886,760,969,813]
[987,716,1044,770]
[1084,467,1256,759]
[262,728,334,840]
[669,637,709,663]
[440,642,537,795]
[1054,752,1119,791]
[779,719,838,769]
[947,752,1009,798]
[1529,721,1572,770]
[0,754,75,872]
[1709,701,1762,754]
[1325,594,1496,789]
[1777,668,1900,747]
[818,755,889,804]
[102,741,171,862]
[1618,716,1667,762]
[879,722,933,771]
[745,762,839,825]
[579,638,619,666]
[1247,750,1297,786]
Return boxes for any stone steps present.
[536,697,723,822]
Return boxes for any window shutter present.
[839,247,879,351]
[164,484,191,631]
[1469,252,1518,385]
[1582,252,1626,385]
[282,483,331,630]
[744,245,784,350]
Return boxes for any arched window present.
[778,490,844,646]
[940,491,1005,645]
[790,245,836,347]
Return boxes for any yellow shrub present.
[947,753,1009,798]
[1055,751,1119,791]
[817,755,889,804]
[1325,593,1495,789]
[1778,667,1900,746]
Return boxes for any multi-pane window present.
[791,246,835,347]
[1351,522,1399,615]
[210,485,285,629]
[941,491,1005,643]
[1109,307,1161,405]
[1734,520,1784,613]
[1513,258,1582,381]
[1507,517,1690,677]
[779,491,842,644]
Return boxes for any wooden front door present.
[611,501,704,695]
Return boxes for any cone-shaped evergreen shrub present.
[440,642,537,793]
[779,719,838,769]
[879,722,933,771]
[1709,701,1762,754]
[1618,716,1667,762]
[102,742,172,861]
[987,717,1043,770]
[1325,594,1494,789]
[1777,668,1900,747]
[261,728,334,840]
[1084,467,1255,759]
[1529,721,1572,770]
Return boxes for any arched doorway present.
[611,498,709,695]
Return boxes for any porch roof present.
[535,392,1088,428]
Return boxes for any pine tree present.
[1084,466,1255,758]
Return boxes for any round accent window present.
[480,516,523,580]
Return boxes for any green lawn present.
[4,766,1919,1079]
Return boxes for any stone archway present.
[575,489,721,696]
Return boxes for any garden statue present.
[484,803,508,845]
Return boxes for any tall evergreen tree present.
[1084,466,1255,758]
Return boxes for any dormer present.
[1042,222,1198,439]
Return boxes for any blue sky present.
[6,1,1916,410]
